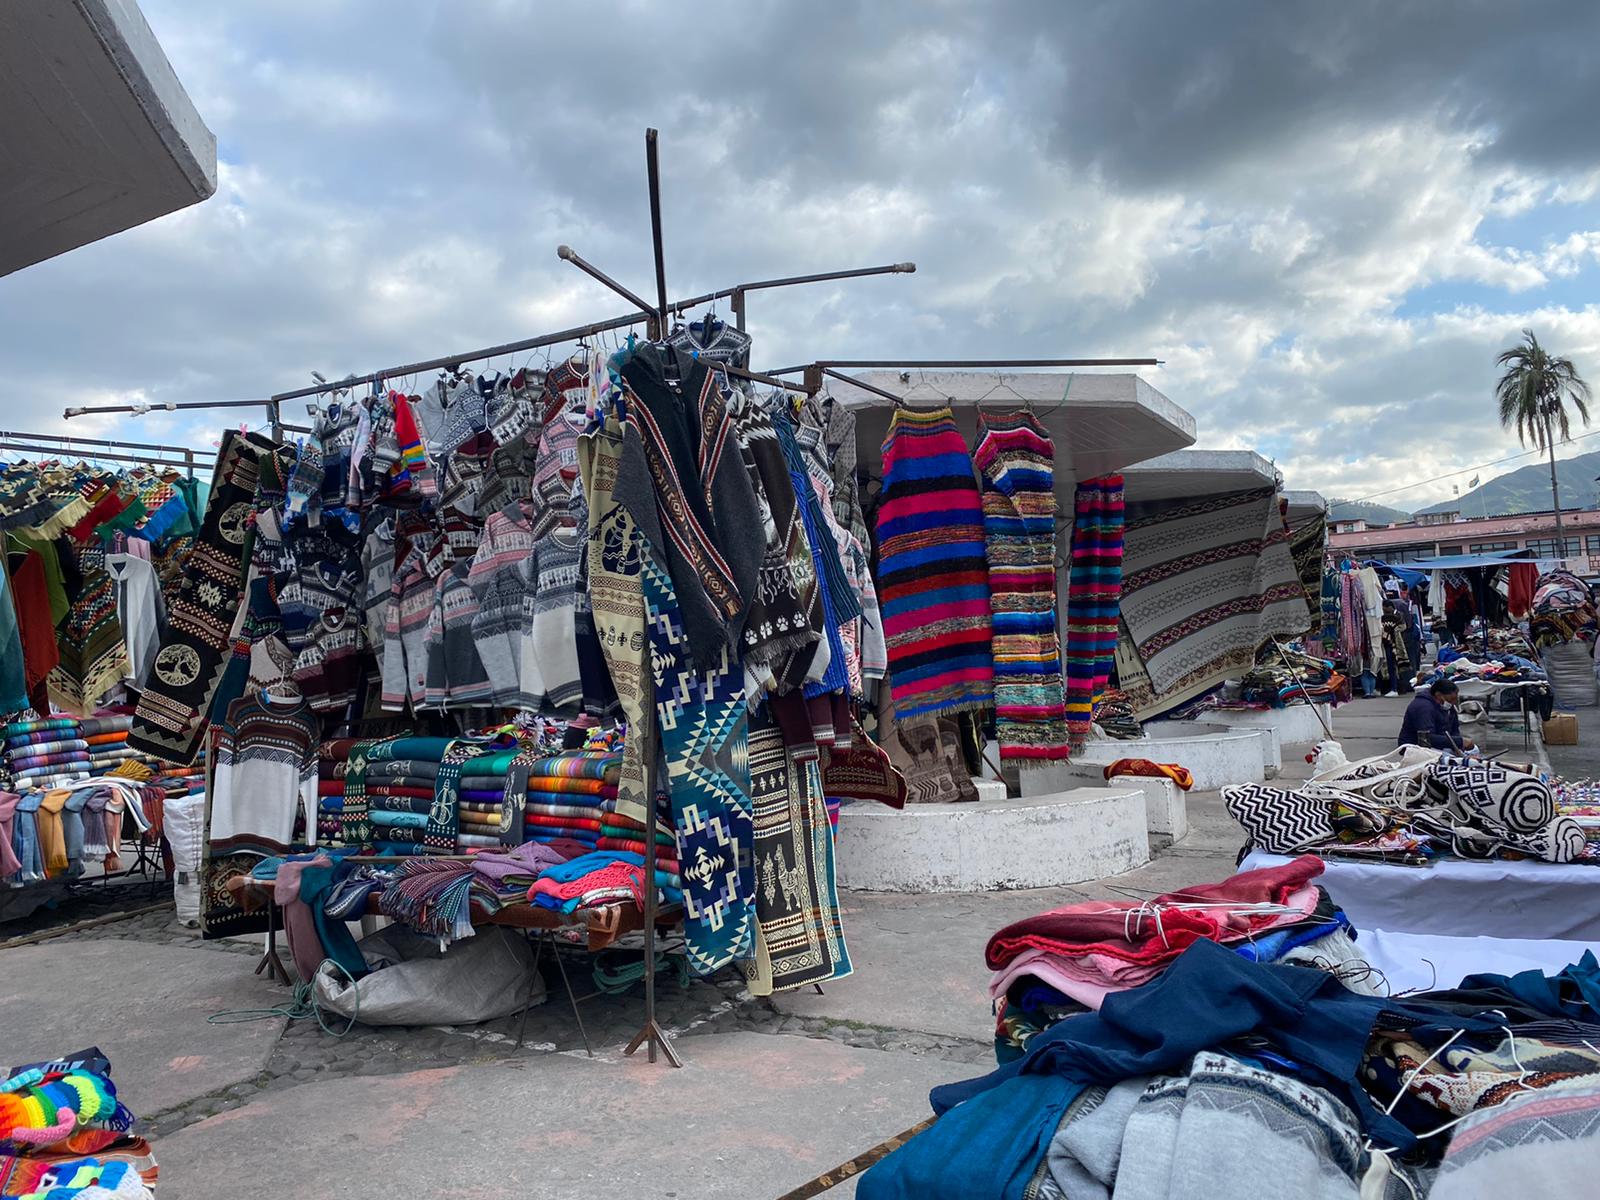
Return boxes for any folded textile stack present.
[0,1047,157,1198]
[79,714,143,775]
[377,856,500,942]
[983,857,1360,1060]
[348,736,454,856]
[315,738,352,848]
[1089,688,1141,740]
[527,849,683,914]
[4,717,90,792]
[520,751,621,852]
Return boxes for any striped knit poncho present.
[974,412,1069,759]
[876,406,993,718]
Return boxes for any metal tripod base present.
[624,1018,683,1067]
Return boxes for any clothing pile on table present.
[860,856,1600,1199]
[0,713,180,887]
[1089,688,1141,740]
[1461,619,1536,659]
[1422,646,1554,719]
[1529,569,1597,648]
[1224,746,1590,866]
[0,1048,158,1198]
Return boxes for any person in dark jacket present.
[1398,680,1476,751]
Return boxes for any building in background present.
[1329,506,1600,577]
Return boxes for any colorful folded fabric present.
[370,810,428,830]
[4,717,80,736]
[368,795,432,816]
[524,775,611,796]
[1102,758,1195,791]
[364,784,435,800]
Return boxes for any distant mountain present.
[1416,449,1600,517]
[1327,499,1413,526]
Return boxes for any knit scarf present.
[577,418,653,825]
[129,431,270,763]
[974,412,1071,759]
[1063,474,1126,753]
[876,406,993,719]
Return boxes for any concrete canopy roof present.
[1285,489,1329,521]
[0,0,216,276]
[824,370,1195,490]
[1122,448,1277,504]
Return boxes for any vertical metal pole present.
[645,129,669,329]
[267,400,284,443]
[641,747,659,1062]
[731,287,747,332]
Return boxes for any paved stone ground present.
[2,695,1546,1196]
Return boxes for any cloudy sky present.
[9,0,1600,511]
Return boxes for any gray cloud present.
[4,0,1600,513]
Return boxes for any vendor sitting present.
[1398,680,1477,752]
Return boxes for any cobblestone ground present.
[44,906,991,1138]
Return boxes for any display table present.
[1240,850,1600,990]
[1240,850,1600,941]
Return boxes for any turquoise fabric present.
[0,569,29,713]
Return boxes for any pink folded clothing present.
[985,856,1325,971]
[987,880,1323,1009]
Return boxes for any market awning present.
[0,0,216,275]
[1398,552,1536,571]
[830,370,1195,493]
[1122,448,1276,503]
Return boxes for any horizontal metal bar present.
[819,367,904,404]
[723,363,814,396]
[63,398,270,419]
[0,430,200,458]
[810,358,1161,369]
[0,443,197,470]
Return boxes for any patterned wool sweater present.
[209,692,319,856]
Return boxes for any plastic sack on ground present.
[313,924,546,1026]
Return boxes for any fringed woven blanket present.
[742,703,850,995]
[129,431,270,763]
[46,548,128,717]
[1117,486,1312,717]
[1063,474,1125,753]
[876,406,992,719]
[973,412,1069,760]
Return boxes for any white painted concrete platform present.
[1209,703,1334,767]
[1022,724,1271,793]
[835,787,1149,892]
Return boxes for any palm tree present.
[1495,329,1592,551]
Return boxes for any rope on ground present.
[206,958,360,1037]
[771,1115,938,1199]
[592,952,691,994]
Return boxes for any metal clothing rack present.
[0,429,204,477]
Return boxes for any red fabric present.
[1507,562,1539,621]
[1102,758,1194,790]
[67,489,128,542]
[10,551,59,688]
[317,779,345,797]
[984,855,1324,970]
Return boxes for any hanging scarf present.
[129,431,271,763]
[1063,474,1126,754]
[577,418,654,825]
[876,406,993,719]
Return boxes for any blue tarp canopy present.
[1368,552,1535,575]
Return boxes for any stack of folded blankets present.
[80,713,142,774]
[984,856,1367,1062]
[458,748,523,851]
[316,738,351,847]
[528,849,684,913]
[4,716,91,791]
[522,751,621,850]
[362,737,451,855]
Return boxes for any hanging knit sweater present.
[423,561,494,709]
[209,692,320,856]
